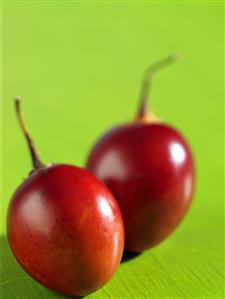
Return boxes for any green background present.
[1,2,224,299]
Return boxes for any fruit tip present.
[15,96,21,103]
[171,52,182,62]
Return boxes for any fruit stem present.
[137,53,180,119]
[15,96,44,170]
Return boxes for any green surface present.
[1,2,224,299]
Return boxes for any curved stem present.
[15,96,44,170]
[137,53,180,119]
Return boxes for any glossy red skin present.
[86,123,195,252]
[7,164,124,296]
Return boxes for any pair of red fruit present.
[7,54,195,297]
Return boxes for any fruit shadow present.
[0,235,83,299]
[121,250,141,263]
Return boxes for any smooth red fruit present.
[86,123,194,252]
[8,164,124,296]
[86,54,195,252]
[7,98,124,296]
